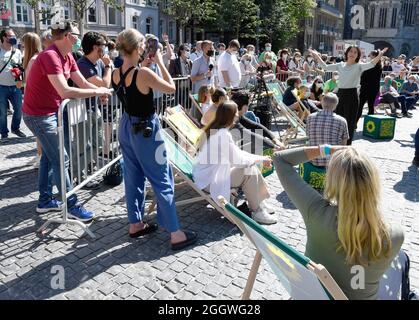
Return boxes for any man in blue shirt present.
[73,32,111,188]
[400,75,419,109]
[190,40,215,94]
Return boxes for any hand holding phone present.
[147,38,158,58]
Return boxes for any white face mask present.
[111,50,119,59]
[265,59,272,64]
[265,46,271,52]
[282,55,288,60]
[316,83,323,88]
[409,79,414,84]
[307,58,313,63]
[333,76,339,80]
[244,60,251,65]
[304,92,311,99]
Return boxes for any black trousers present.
[337,88,358,145]
[358,88,379,121]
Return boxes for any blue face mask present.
[72,38,81,52]
[8,37,17,46]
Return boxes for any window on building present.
[159,19,164,37]
[88,1,97,23]
[391,8,397,28]
[403,0,415,26]
[369,6,375,28]
[169,21,174,40]
[378,8,387,28]
[146,0,153,6]
[41,0,52,27]
[108,6,117,25]
[131,0,139,4]
[146,17,152,34]
[132,16,138,29]
[64,6,70,20]
[16,0,29,23]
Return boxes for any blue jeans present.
[415,128,419,158]
[401,93,419,107]
[0,85,22,136]
[23,113,77,207]
[119,113,180,232]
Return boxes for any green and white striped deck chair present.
[265,82,308,146]
[161,131,235,220]
[189,93,203,115]
[218,196,347,300]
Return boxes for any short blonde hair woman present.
[112,28,197,250]
[273,146,405,299]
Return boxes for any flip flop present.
[129,222,158,238]
[171,231,198,251]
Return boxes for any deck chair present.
[189,93,203,115]
[162,105,203,154]
[265,82,308,145]
[218,196,348,300]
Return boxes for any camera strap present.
[0,49,16,74]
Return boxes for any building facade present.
[1,0,177,43]
[303,0,346,54]
[351,0,419,57]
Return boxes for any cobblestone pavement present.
[0,109,418,300]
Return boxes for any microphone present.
[208,64,214,80]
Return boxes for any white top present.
[0,47,23,86]
[391,62,407,75]
[193,128,260,205]
[201,102,211,115]
[319,61,375,89]
[217,51,242,88]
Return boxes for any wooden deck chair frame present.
[162,105,202,155]
[218,196,347,300]
[265,82,308,145]
[189,93,203,115]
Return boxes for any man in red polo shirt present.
[22,20,111,221]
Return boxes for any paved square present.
[0,111,418,300]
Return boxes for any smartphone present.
[147,38,158,58]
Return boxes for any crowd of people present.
[1,19,418,299]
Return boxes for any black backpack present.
[103,158,124,186]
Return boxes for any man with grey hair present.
[41,29,53,49]
[306,93,349,167]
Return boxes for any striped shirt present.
[306,109,349,166]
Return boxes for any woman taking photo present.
[309,46,388,144]
[112,29,197,250]
[193,101,277,225]
[273,146,405,299]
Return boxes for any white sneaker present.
[260,201,275,214]
[252,208,277,225]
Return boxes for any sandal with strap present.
[129,222,158,238]
[171,231,198,251]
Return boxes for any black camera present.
[131,120,153,138]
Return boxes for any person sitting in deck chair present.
[193,101,277,225]
[273,146,416,300]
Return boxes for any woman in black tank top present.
[113,29,197,250]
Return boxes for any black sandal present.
[171,231,198,251]
[129,222,158,238]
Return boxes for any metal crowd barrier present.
[37,91,123,238]
[37,77,191,238]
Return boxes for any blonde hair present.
[22,32,42,69]
[324,148,392,266]
[116,28,144,56]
